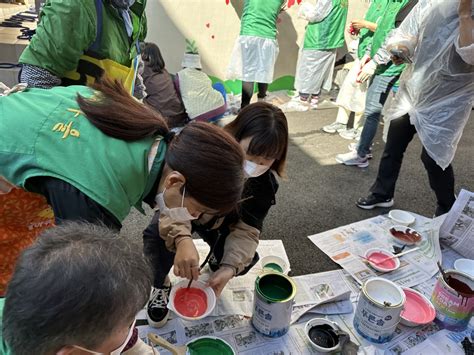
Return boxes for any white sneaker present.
[348,142,373,159]
[309,96,319,109]
[339,128,362,140]
[335,150,369,168]
[323,121,347,133]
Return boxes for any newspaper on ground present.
[439,189,474,259]
[168,239,290,317]
[138,316,321,355]
[135,213,472,354]
[290,269,359,323]
[308,214,442,287]
[308,299,354,315]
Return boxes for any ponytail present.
[77,78,169,141]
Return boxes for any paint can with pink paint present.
[353,278,405,343]
[431,270,474,331]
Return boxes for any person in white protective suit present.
[356,0,474,216]
[292,0,348,110]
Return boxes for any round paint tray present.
[187,336,235,355]
[400,288,436,327]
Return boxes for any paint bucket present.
[168,280,216,321]
[305,318,342,352]
[431,270,474,331]
[353,277,405,343]
[260,255,290,274]
[186,336,235,355]
[252,272,296,337]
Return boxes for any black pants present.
[25,176,121,230]
[143,212,259,288]
[241,81,268,108]
[370,115,456,216]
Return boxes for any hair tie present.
[164,131,175,143]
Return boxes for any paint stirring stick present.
[437,261,448,282]
[361,247,420,266]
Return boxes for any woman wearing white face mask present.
[143,102,289,328]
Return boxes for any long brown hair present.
[77,80,245,213]
[77,78,169,141]
[225,102,288,177]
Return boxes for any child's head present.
[225,102,288,177]
[141,42,166,73]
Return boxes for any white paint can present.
[252,272,296,337]
[353,277,405,343]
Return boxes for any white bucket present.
[353,277,405,343]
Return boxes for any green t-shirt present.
[303,0,349,50]
[0,86,166,222]
[19,0,147,78]
[371,0,409,76]
[0,299,11,355]
[357,0,386,59]
[240,0,284,39]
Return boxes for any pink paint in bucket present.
[431,270,474,331]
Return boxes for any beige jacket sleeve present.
[221,220,260,274]
[158,214,192,252]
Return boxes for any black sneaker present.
[147,285,171,328]
[356,194,394,210]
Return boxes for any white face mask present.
[73,320,135,355]
[244,160,270,178]
[155,186,198,222]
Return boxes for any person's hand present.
[207,266,235,297]
[359,54,371,69]
[459,0,472,19]
[356,59,377,83]
[351,19,368,30]
[389,44,411,65]
[174,239,200,281]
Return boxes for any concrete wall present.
[146,0,370,89]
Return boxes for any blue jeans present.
[357,75,399,157]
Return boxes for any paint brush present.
[148,333,187,355]
[186,278,193,289]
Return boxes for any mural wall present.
[146,0,370,92]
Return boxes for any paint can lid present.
[400,288,436,327]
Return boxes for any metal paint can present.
[431,270,474,331]
[353,277,405,343]
[252,272,296,337]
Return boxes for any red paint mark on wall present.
[206,23,210,28]
[287,0,302,8]
[225,0,230,4]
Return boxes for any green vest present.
[0,86,166,222]
[0,299,11,355]
[19,0,147,78]
[240,0,283,39]
[303,0,348,50]
[357,0,386,59]
[371,0,409,76]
